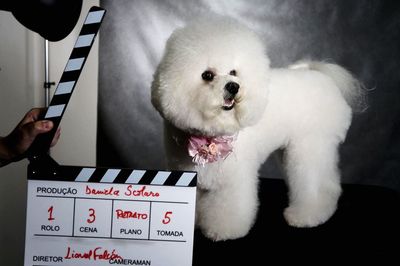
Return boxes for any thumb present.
[24,120,54,139]
[5,120,55,159]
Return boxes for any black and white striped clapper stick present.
[27,6,106,158]
[28,165,197,187]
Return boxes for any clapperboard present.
[24,6,197,266]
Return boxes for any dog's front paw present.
[283,203,337,228]
[201,221,251,241]
[197,204,255,241]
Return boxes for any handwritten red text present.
[64,246,122,261]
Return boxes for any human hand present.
[0,108,61,166]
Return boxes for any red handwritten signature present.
[64,246,122,260]
[85,185,160,198]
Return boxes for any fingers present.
[19,108,53,141]
[6,114,54,157]
[2,108,60,163]
[19,108,46,127]
[27,108,44,120]
[9,120,53,155]
[21,121,53,143]
[25,120,54,137]
[50,127,61,147]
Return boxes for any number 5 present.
[162,211,173,224]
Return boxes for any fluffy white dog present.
[151,16,365,241]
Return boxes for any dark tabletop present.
[193,178,400,264]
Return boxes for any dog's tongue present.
[224,98,235,107]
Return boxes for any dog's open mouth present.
[222,98,235,111]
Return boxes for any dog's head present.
[151,17,270,136]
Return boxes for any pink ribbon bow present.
[187,134,237,166]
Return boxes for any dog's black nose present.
[225,82,239,95]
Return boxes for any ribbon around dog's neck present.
[188,134,237,166]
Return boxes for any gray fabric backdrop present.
[98,0,400,192]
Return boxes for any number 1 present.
[48,206,55,221]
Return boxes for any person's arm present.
[0,108,60,167]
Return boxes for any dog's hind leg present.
[283,136,342,227]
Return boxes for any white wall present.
[0,1,98,264]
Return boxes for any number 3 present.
[162,211,173,224]
[87,208,96,223]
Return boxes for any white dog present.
[151,16,365,241]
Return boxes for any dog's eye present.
[202,70,215,81]
[229,70,237,76]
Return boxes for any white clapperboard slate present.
[24,6,197,266]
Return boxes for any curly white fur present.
[151,16,365,241]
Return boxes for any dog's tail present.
[289,60,368,113]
